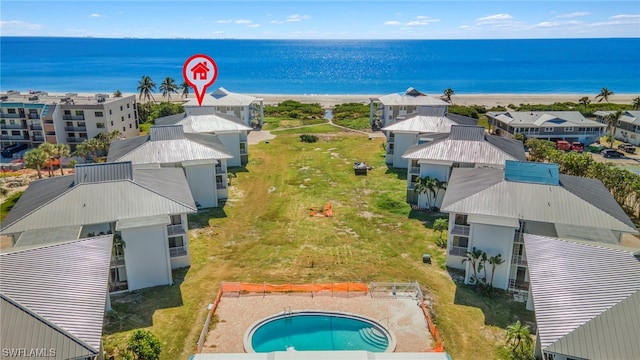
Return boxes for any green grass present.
[333,117,371,130]
[271,124,342,134]
[1,191,23,222]
[103,132,532,360]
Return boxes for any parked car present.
[556,140,571,151]
[617,143,636,154]
[571,142,585,152]
[588,143,605,153]
[602,149,625,158]
[1,143,27,158]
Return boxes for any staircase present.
[358,327,388,349]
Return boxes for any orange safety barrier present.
[420,300,445,352]
[196,287,223,353]
[220,282,368,294]
[310,203,334,217]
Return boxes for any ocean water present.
[1,37,639,95]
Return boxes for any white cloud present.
[0,20,43,33]
[235,19,253,24]
[383,21,403,26]
[610,14,640,20]
[89,13,103,18]
[383,16,439,27]
[556,12,590,19]
[216,19,233,24]
[286,14,310,22]
[476,13,513,25]
[533,21,560,28]
[591,14,640,27]
[248,24,260,28]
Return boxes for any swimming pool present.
[244,311,396,353]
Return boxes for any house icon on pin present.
[191,61,209,80]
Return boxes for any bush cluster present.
[265,100,323,119]
[299,134,319,143]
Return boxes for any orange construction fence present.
[420,300,445,352]
[220,281,368,294]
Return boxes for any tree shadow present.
[103,267,188,333]
[451,269,535,331]
[408,209,448,228]
[384,166,407,180]
[189,206,228,229]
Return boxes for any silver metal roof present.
[2,167,196,234]
[374,87,449,106]
[619,110,640,125]
[13,226,82,248]
[149,124,186,140]
[1,235,113,356]
[441,167,637,233]
[402,126,525,164]
[488,111,606,128]
[75,161,133,184]
[175,113,253,133]
[382,115,460,133]
[183,87,258,107]
[525,234,640,359]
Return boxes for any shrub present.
[299,134,319,143]
[126,329,162,360]
[448,105,479,119]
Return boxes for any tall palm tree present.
[137,75,156,103]
[595,87,614,103]
[488,254,505,288]
[38,142,56,177]
[578,96,590,111]
[633,96,640,110]
[53,143,70,176]
[443,88,455,104]
[414,176,437,210]
[606,110,622,148]
[180,81,190,99]
[159,77,178,100]
[462,247,484,285]
[113,90,122,98]
[23,148,48,179]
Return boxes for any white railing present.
[409,166,420,174]
[215,166,226,174]
[449,246,468,257]
[216,183,226,190]
[451,224,470,236]
[514,231,524,243]
[170,246,187,258]
[512,255,527,266]
[167,224,185,236]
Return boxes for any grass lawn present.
[103,131,533,359]
[1,191,23,222]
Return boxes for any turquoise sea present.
[1,37,639,95]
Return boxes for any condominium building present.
[1,91,139,152]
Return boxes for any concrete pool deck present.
[202,293,433,353]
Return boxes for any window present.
[564,127,573,132]
[168,236,186,257]
[110,121,114,126]
[109,109,112,115]
[8,109,16,114]
[96,123,105,128]
[95,111,104,117]
[128,113,131,119]
[454,214,468,225]
[121,116,124,122]
[544,127,553,132]
[129,123,132,128]
[120,105,123,111]
[9,119,15,125]
[64,110,71,116]
[75,110,83,116]
[122,127,125,132]
[135,120,138,129]
[127,103,130,108]
[453,236,468,248]
[170,215,182,225]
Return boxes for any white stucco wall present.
[392,133,419,168]
[216,132,242,167]
[185,164,218,208]
[121,225,172,291]
[416,162,451,209]
[467,223,515,290]
[445,212,467,270]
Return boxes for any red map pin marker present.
[182,54,218,106]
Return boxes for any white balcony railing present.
[167,224,185,236]
[512,254,527,266]
[451,224,470,236]
[409,166,420,174]
[449,246,468,257]
[170,246,188,258]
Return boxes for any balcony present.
[66,137,85,143]
[514,231,524,244]
[1,113,21,119]
[167,224,185,236]
[1,135,29,141]
[111,255,125,267]
[169,246,188,258]
[62,115,85,121]
[65,126,87,132]
[215,165,226,174]
[30,124,42,130]
[409,166,420,174]
[511,254,527,266]
[449,246,468,257]
[451,224,470,236]
[216,183,226,190]
[28,114,40,120]
[2,123,24,129]
[32,136,44,142]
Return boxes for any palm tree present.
[38,142,56,177]
[74,141,92,163]
[53,143,70,176]
[113,90,123,97]
[595,87,614,103]
[633,96,640,110]
[462,247,484,285]
[443,88,455,104]
[159,77,178,100]
[505,321,534,357]
[488,254,505,288]
[606,110,622,148]
[578,96,590,111]
[414,176,437,210]
[137,75,156,103]
[23,148,48,179]
[180,81,190,99]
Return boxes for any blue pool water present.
[248,312,392,352]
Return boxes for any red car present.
[571,142,585,152]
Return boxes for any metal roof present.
[108,129,232,165]
[0,235,113,356]
[154,112,187,126]
[374,87,450,106]
[13,226,82,248]
[2,167,196,234]
[183,87,258,107]
[525,234,640,359]
[441,167,637,233]
[402,126,526,165]
[170,113,253,133]
[75,161,133,184]
[619,110,640,125]
[382,115,461,133]
[487,111,605,128]
[105,135,148,162]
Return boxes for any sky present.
[1,1,639,39]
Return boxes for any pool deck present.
[202,293,433,353]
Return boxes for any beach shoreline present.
[8,90,637,108]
